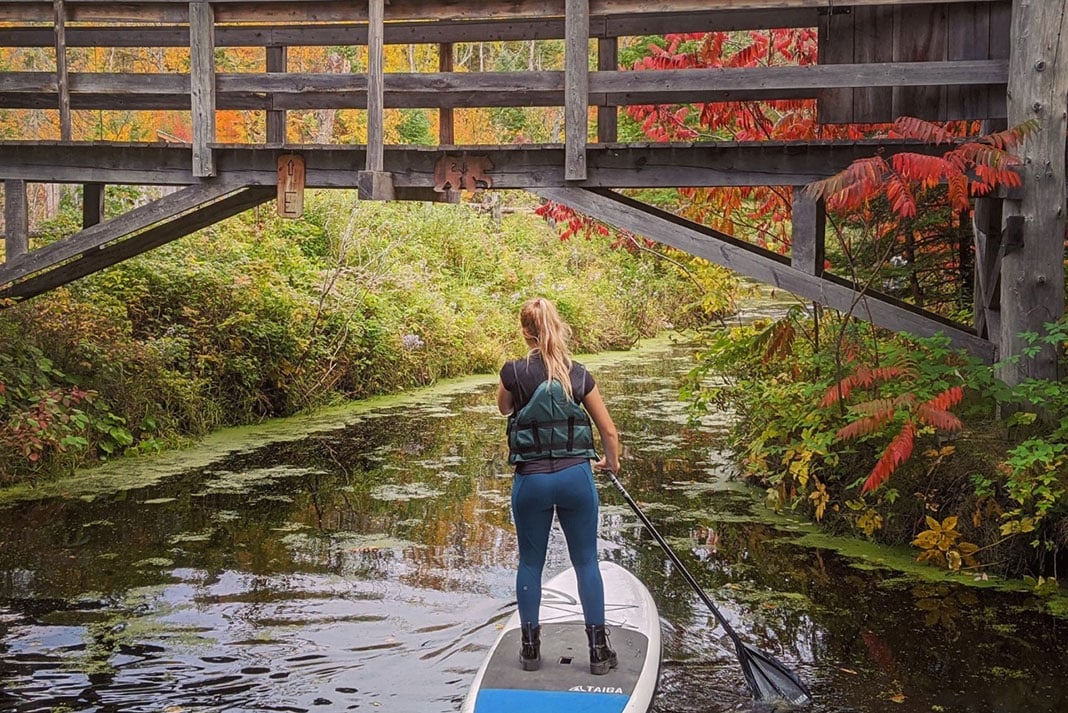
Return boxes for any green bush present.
[0,191,709,482]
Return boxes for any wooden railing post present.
[3,180,29,262]
[189,1,217,177]
[564,0,589,180]
[266,46,288,144]
[791,189,826,277]
[439,42,455,146]
[53,0,71,141]
[359,0,393,200]
[82,182,105,229]
[596,36,617,144]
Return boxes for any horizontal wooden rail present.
[0,140,977,188]
[0,11,822,48]
[0,61,1008,112]
[0,0,1006,25]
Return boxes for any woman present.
[496,297,621,675]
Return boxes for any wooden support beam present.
[536,186,995,361]
[999,0,1068,384]
[3,179,28,261]
[53,0,71,140]
[3,187,274,302]
[972,195,1003,343]
[265,45,287,144]
[189,1,216,177]
[82,181,104,228]
[596,36,617,143]
[0,179,244,288]
[998,0,1068,383]
[564,0,589,180]
[0,140,974,189]
[791,189,825,276]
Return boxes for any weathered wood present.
[0,140,979,188]
[817,6,854,124]
[53,0,71,140]
[0,0,1006,26]
[999,0,1068,384]
[0,10,828,48]
[439,43,454,145]
[852,5,895,123]
[0,179,244,287]
[357,170,394,200]
[791,189,825,276]
[3,179,28,261]
[537,186,995,360]
[265,46,287,144]
[565,0,589,180]
[189,1,216,177]
[947,2,991,119]
[596,36,617,143]
[276,154,304,217]
[972,195,1003,342]
[0,61,1010,113]
[82,181,104,228]
[366,0,385,172]
[893,4,948,120]
[2,187,274,301]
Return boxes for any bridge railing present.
[0,0,1011,180]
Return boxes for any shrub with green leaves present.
[0,191,707,482]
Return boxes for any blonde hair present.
[520,297,575,400]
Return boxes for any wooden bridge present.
[0,1,1065,382]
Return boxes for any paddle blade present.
[739,642,813,706]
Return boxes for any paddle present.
[601,468,813,706]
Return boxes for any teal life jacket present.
[507,379,598,464]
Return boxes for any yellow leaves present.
[785,447,813,488]
[911,514,979,571]
[857,509,883,537]
[809,480,829,521]
[999,517,1037,536]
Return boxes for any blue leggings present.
[511,461,605,627]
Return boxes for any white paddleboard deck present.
[461,561,661,713]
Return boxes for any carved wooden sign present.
[277,154,305,218]
[433,153,494,192]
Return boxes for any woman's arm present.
[497,381,514,416]
[583,385,620,473]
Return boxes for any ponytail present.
[519,297,575,400]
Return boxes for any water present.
[0,339,1065,713]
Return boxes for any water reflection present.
[0,342,1065,712]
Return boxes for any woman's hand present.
[593,456,619,475]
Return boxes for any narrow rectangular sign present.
[277,154,305,218]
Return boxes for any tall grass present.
[0,191,723,481]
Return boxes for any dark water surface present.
[1,337,1066,713]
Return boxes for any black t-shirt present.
[500,353,596,474]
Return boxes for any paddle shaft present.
[602,469,746,651]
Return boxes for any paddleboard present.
[461,561,661,713]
